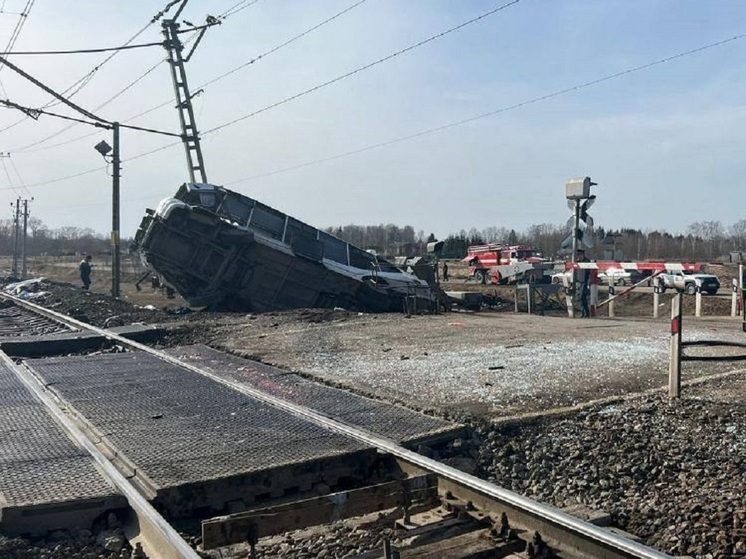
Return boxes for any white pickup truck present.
[659,271,720,295]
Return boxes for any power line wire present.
[0,0,35,119]
[220,0,261,19]
[0,164,103,191]
[200,0,370,91]
[0,0,35,76]
[11,28,744,194]
[7,153,31,197]
[12,59,165,152]
[202,0,523,135]
[10,0,365,153]
[0,98,107,127]
[0,41,165,56]
[0,97,182,138]
[223,32,746,186]
[15,0,502,149]
[0,0,165,135]
[116,0,370,124]
[9,28,206,154]
[0,155,22,196]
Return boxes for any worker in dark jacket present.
[79,255,93,290]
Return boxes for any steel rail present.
[1,292,673,559]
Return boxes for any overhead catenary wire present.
[0,154,23,197]
[219,32,746,186]
[8,29,743,195]
[200,0,370,91]
[0,41,166,56]
[0,0,35,121]
[0,0,170,136]
[202,0,524,135]
[12,59,166,153]
[9,0,366,154]
[12,0,502,154]
[219,0,261,19]
[0,97,182,138]
[0,0,204,150]
[0,0,35,75]
[118,0,370,123]
[7,154,32,197]
[0,164,103,191]
[10,26,208,154]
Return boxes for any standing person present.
[79,255,93,290]
[442,262,449,282]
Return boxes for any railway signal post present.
[564,177,597,318]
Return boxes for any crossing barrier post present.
[669,293,683,399]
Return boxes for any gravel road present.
[211,310,746,418]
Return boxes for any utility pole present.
[112,122,121,298]
[94,123,121,299]
[11,198,20,278]
[162,1,219,184]
[0,54,179,297]
[21,198,29,279]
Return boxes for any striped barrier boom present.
[567,261,700,272]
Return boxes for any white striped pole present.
[695,288,702,318]
[732,278,738,318]
[669,293,682,399]
[563,274,574,318]
[738,264,746,326]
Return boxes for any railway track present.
[0,292,675,559]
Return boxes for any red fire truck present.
[463,244,550,284]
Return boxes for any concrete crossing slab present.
[166,344,465,446]
[0,362,123,536]
[26,353,377,518]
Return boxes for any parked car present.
[659,271,720,295]
[550,270,573,285]
[598,269,632,286]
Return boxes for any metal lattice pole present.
[162,18,208,184]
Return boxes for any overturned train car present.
[133,183,437,312]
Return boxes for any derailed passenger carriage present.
[133,183,437,312]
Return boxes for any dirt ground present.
[9,257,745,421]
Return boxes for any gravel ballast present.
[471,379,746,558]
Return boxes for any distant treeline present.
[0,218,120,256]
[329,220,746,262]
[1,216,742,263]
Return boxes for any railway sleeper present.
[201,476,532,558]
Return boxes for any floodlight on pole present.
[93,126,121,299]
[94,140,112,157]
[0,54,179,302]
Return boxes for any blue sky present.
[0,0,744,240]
